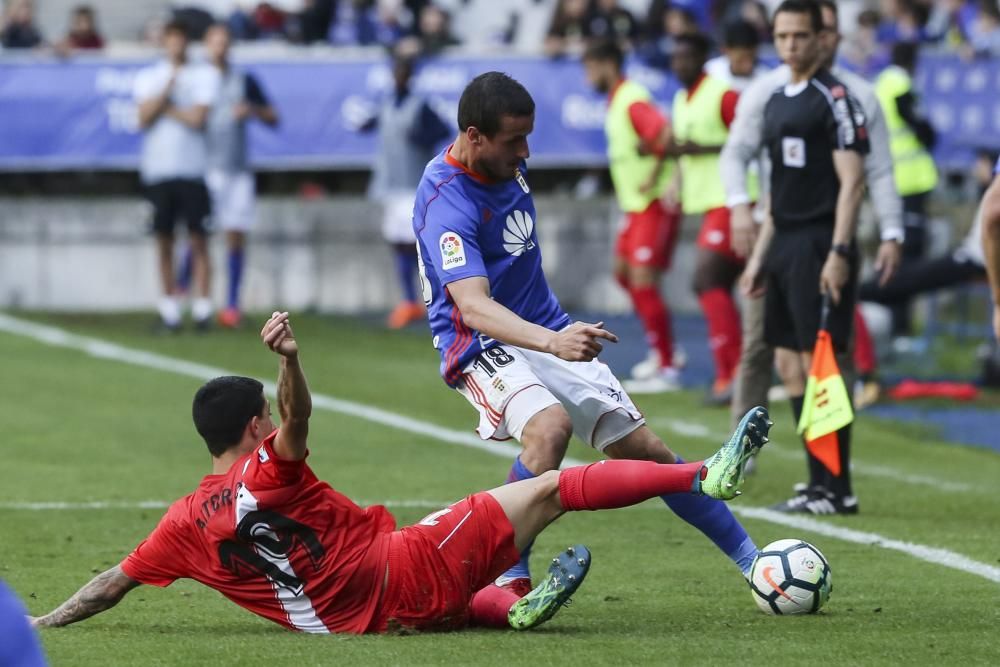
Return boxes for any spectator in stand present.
[58,5,104,50]
[876,0,930,43]
[967,0,1000,56]
[284,0,333,43]
[925,0,977,46]
[731,0,771,45]
[329,0,408,46]
[842,9,888,76]
[666,0,713,34]
[589,0,638,48]
[1,0,43,49]
[415,3,457,53]
[638,1,698,68]
[706,19,770,92]
[545,0,594,58]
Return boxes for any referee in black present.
[740,0,868,515]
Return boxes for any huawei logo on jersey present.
[504,210,536,257]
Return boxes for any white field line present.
[733,507,1000,584]
[649,418,974,494]
[1,313,997,586]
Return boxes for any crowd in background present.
[4,0,1000,62]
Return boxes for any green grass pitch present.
[2,312,999,666]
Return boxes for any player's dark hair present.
[723,19,760,49]
[457,72,535,137]
[773,0,822,33]
[192,376,266,457]
[163,19,190,38]
[674,32,712,59]
[73,4,95,18]
[583,39,625,70]
[816,0,838,28]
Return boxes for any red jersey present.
[121,431,397,633]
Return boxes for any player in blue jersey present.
[413,72,764,597]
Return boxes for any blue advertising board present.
[0,53,993,171]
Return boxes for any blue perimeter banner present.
[0,53,994,171]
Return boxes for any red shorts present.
[696,206,742,264]
[615,199,681,269]
[367,492,519,633]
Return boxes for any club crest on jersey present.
[514,169,530,194]
[440,232,467,269]
[503,210,536,257]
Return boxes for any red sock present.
[468,584,521,628]
[557,460,704,511]
[628,284,674,367]
[853,308,877,376]
[697,288,742,382]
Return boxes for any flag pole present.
[819,291,831,333]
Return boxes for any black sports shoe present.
[772,485,859,515]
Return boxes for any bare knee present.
[519,406,573,473]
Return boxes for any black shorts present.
[144,179,211,236]
[763,225,857,353]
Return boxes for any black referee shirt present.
[762,68,869,228]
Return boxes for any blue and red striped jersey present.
[413,146,570,386]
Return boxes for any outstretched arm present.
[261,312,311,461]
[448,277,618,362]
[32,565,139,628]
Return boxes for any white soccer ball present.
[749,539,832,615]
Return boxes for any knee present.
[604,428,675,463]
[520,408,573,471]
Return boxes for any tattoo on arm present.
[35,565,140,628]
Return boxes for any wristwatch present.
[831,243,853,259]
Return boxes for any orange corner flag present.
[796,330,854,476]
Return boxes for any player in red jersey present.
[29,313,770,634]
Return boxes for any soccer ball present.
[749,539,832,615]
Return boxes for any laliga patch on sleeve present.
[440,232,467,270]
[782,137,806,168]
[258,446,270,463]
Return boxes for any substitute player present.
[134,20,219,331]
[583,40,683,393]
[360,51,451,329]
[29,313,770,634]
[204,23,279,329]
[413,72,763,597]
[670,32,744,405]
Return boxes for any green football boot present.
[508,545,591,631]
[696,406,772,500]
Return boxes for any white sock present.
[158,296,181,326]
[192,297,213,322]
